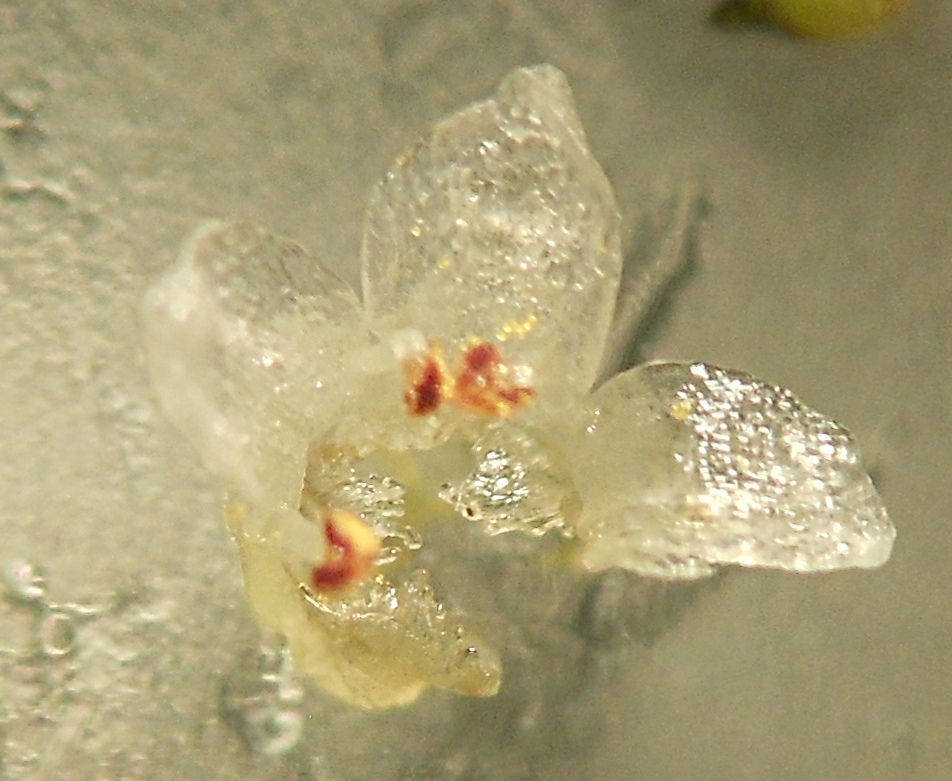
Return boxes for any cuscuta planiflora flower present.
[142,65,895,710]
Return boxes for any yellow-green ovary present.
[724,0,911,39]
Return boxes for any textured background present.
[0,2,950,779]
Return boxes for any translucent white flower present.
[141,66,895,709]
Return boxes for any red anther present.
[403,343,451,417]
[406,358,444,416]
[310,508,380,592]
[454,340,534,417]
[463,342,501,374]
[498,386,535,407]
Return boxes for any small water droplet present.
[37,612,76,659]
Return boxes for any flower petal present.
[141,220,364,510]
[439,423,571,537]
[361,65,622,403]
[569,362,895,579]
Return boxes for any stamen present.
[403,341,452,417]
[310,507,381,592]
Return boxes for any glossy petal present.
[361,65,622,408]
[440,423,571,537]
[141,220,364,510]
[569,362,895,579]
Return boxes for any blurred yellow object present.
[713,0,912,39]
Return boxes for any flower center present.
[403,339,535,418]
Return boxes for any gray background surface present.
[0,2,949,779]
